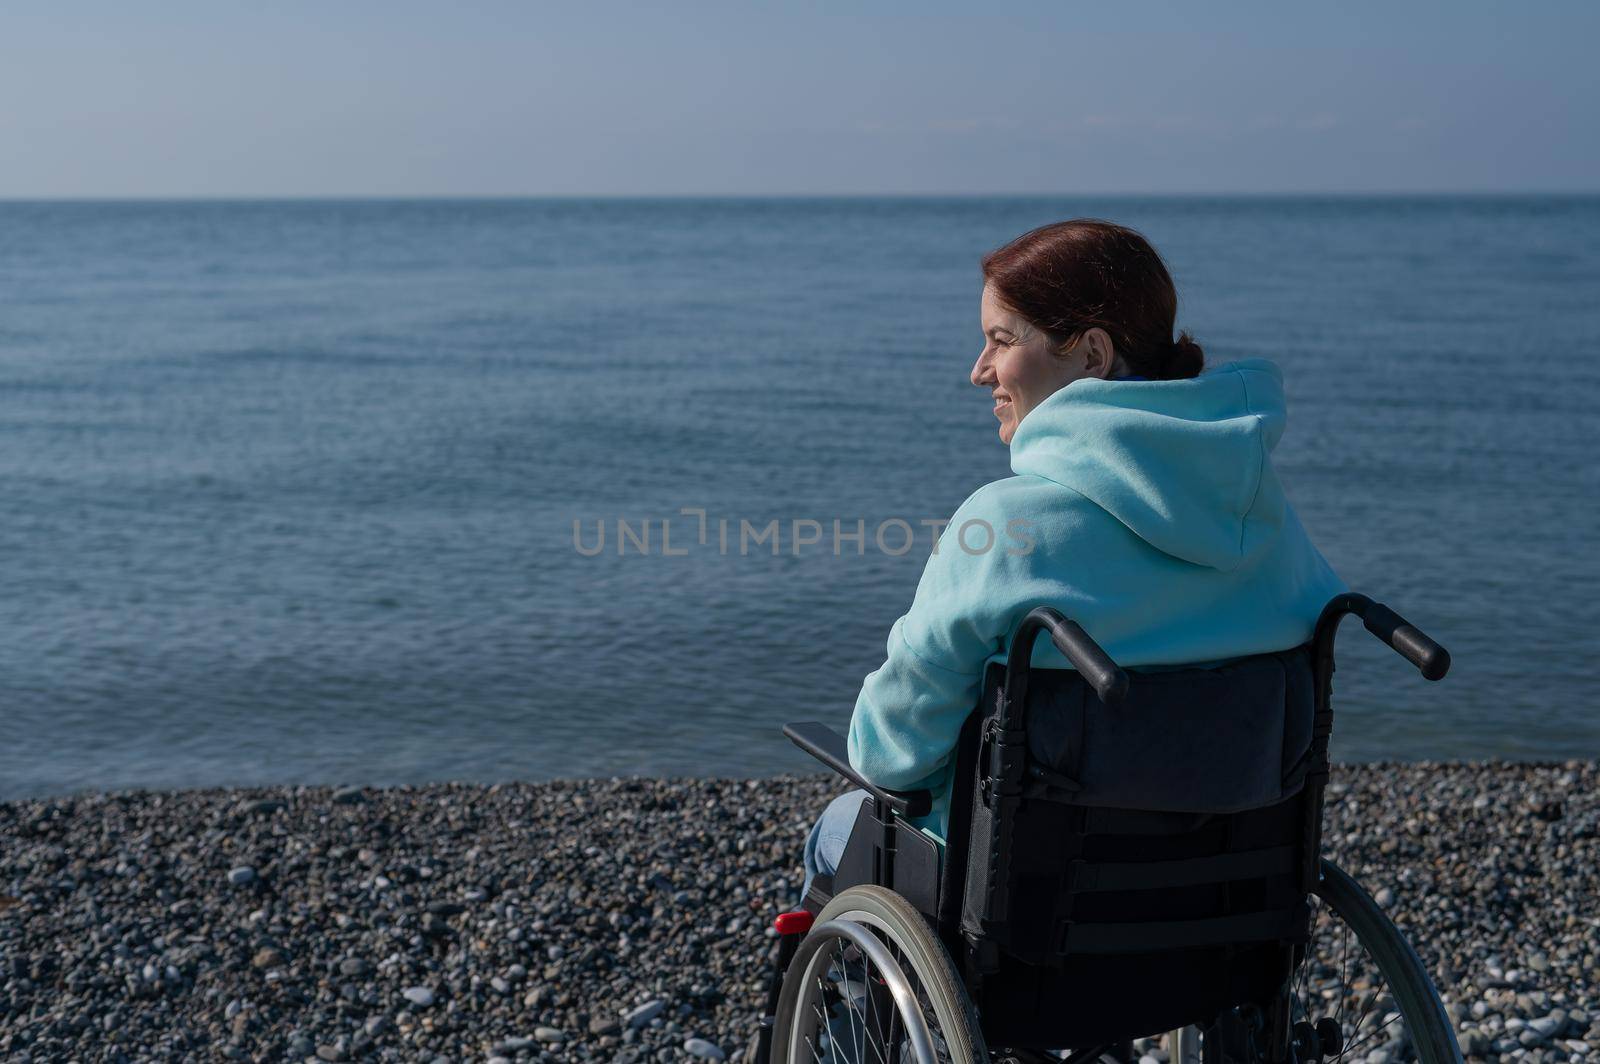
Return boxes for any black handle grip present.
[1005,607,1128,712]
[782,721,933,818]
[1046,615,1130,707]
[1361,602,1451,681]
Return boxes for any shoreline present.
[2,762,1595,1061]
[4,755,1591,808]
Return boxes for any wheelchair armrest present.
[783,721,933,818]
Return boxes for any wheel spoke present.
[1293,939,1310,1024]
[1345,970,1389,1056]
[868,961,890,1064]
[1335,913,1352,1033]
[1338,1004,1400,1060]
[837,940,866,1064]
[809,995,835,1064]
[811,971,836,1063]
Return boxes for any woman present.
[801,219,1346,899]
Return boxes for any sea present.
[1,196,1596,799]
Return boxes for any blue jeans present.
[800,789,869,902]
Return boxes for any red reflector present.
[773,911,815,935]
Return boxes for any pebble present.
[0,767,1593,1061]
[1528,1014,1563,1038]
[626,999,668,1029]
[534,1026,565,1042]
[226,865,257,886]
[684,1037,726,1060]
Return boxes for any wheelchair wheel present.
[771,884,988,1064]
[1168,860,1461,1063]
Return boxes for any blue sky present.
[1,1,1595,196]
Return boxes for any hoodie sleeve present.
[846,490,1010,792]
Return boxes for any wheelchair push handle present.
[1007,606,1129,709]
[1317,593,1451,682]
[1047,614,1130,706]
[1359,600,1451,681]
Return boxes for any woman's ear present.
[1081,327,1118,378]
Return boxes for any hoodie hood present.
[1009,358,1289,572]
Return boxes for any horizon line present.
[1,189,1598,204]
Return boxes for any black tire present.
[772,884,988,1064]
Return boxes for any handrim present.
[774,916,939,1064]
[818,884,988,1064]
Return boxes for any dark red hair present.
[980,219,1203,380]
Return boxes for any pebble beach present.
[1,762,1595,1063]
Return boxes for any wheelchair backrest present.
[940,644,1323,1047]
[1020,645,1316,813]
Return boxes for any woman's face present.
[971,282,1115,444]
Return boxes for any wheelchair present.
[750,593,1462,1064]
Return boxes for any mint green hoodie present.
[845,358,1347,839]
